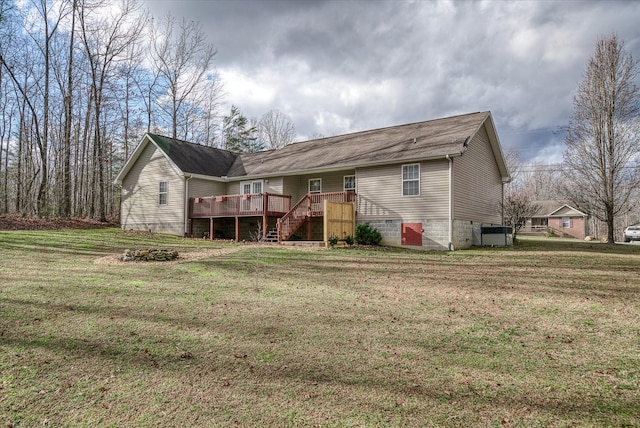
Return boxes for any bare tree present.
[0,0,71,215]
[518,162,564,201]
[258,109,296,149]
[562,34,640,243]
[59,0,76,217]
[501,189,541,243]
[78,0,143,221]
[150,13,219,140]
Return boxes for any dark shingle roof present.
[226,111,489,177]
[148,134,237,177]
[125,112,500,182]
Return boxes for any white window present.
[159,181,168,205]
[240,180,263,194]
[344,175,356,192]
[402,164,420,196]
[562,217,570,228]
[309,178,322,194]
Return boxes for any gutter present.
[184,175,192,237]
[446,155,453,250]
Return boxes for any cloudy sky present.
[142,0,640,163]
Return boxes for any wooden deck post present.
[235,216,240,242]
[307,194,312,240]
[263,193,268,240]
[209,218,214,240]
[263,216,267,240]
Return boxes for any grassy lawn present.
[1,229,639,427]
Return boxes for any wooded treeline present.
[0,0,295,220]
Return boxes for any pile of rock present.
[122,249,179,262]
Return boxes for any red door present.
[402,223,422,246]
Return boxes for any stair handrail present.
[277,194,311,241]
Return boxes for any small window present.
[159,181,168,205]
[402,164,420,196]
[309,178,322,194]
[562,217,570,228]
[344,175,356,192]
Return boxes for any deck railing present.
[189,193,291,218]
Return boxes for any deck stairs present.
[263,228,279,243]
[277,194,312,242]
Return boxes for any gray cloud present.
[143,0,640,163]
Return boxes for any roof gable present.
[549,205,587,217]
[114,134,237,184]
[532,200,588,218]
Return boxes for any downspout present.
[184,175,192,237]
[446,155,453,250]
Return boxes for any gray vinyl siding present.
[265,177,283,194]
[224,177,282,195]
[452,126,503,224]
[357,160,449,221]
[188,178,225,198]
[281,170,355,205]
[121,143,184,234]
[282,176,298,201]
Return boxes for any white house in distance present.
[114,111,510,250]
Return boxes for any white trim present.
[158,181,168,206]
[308,178,322,194]
[240,179,264,194]
[115,134,184,185]
[343,175,356,192]
[446,155,453,250]
[548,204,588,217]
[184,176,191,236]
[401,163,420,197]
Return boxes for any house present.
[114,111,510,250]
[522,200,589,239]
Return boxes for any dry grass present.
[1,230,639,427]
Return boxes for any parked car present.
[623,225,640,242]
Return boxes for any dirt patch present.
[0,214,117,231]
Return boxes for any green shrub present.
[344,235,354,246]
[355,223,382,245]
[328,235,339,248]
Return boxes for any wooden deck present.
[188,191,357,242]
[189,193,292,218]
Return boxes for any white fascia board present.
[114,133,186,185]
[183,172,227,182]
[114,134,151,185]
[481,113,511,182]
